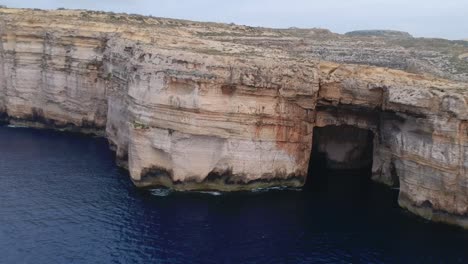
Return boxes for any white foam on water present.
[196,191,222,196]
[149,186,299,196]
[149,188,173,197]
[252,186,302,193]
[7,124,28,128]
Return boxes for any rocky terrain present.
[0,7,467,228]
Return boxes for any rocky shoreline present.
[0,7,467,229]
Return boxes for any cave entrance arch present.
[306,125,375,190]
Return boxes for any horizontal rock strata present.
[0,8,467,228]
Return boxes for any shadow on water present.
[1,126,468,263]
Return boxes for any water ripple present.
[1,126,468,263]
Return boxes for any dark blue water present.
[1,126,467,264]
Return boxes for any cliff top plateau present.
[1,7,467,83]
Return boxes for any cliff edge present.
[0,8,467,229]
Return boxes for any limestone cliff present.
[0,8,467,229]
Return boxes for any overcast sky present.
[1,0,467,40]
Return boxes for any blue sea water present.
[0,126,467,263]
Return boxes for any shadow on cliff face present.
[305,125,374,194]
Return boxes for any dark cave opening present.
[305,125,375,192]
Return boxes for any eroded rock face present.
[103,44,317,190]
[313,125,374,170]
[318,64,468,228]
[0,8,467,228]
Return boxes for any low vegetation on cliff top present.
[1,6,467,82]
